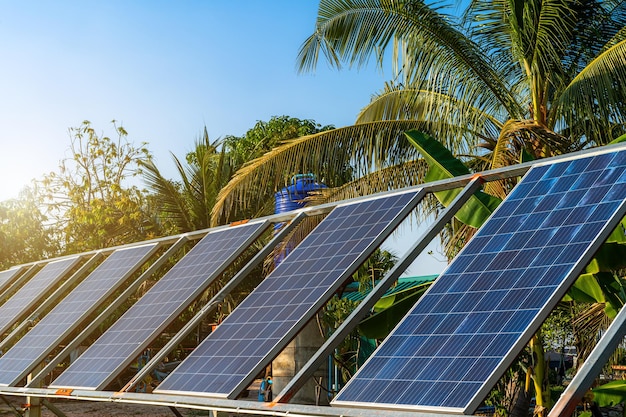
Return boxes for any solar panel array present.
[0,244,159,386]
[333,150,626,413]
[155,190,421,398]
[50,221,269,390]
[0,257,81,336]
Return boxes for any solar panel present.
[0,268,25,299]
[0,243,159,386]
[332,149,626,413]
[154,190,422,398]
[50,220,270,390]
[0,257,82,336]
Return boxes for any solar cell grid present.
[333,149,626,413]
[0,268,24,298]
[0,244,158,386]
[154,190,421,398]
[0,257,81,336]
[50,220,269,390]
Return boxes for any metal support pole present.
[549,301,626,417]
[25,363,44,417]
[274,177,485,403]
[168,406,185,417]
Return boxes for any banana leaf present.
[373,295,396,312]
[608,133,626,144]
[404,130,501,228]
[591,380,626,406]
[567,273,605,304]
[358,284,429,340]
[586,242,626,273]
[566,271,624,319]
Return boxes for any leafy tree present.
[0,186,58,269]
[213,116,338,223]
[223,115,334,171]
[40,120,159,253]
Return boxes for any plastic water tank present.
[274,174,326,216]
[274,174,326,264]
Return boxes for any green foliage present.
[320,248,399,378]
[145,116,334,228]
[591,380,626,407]
[358,283,429,339]
[223,115,334,171]
[353,249,397,292]
[542,303,574,353]
[0,186,59,268]
[143,127,232,233]
[39,120,159,253]
[405,130,503,227]
[215,116,336,223]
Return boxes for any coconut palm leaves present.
[212,120,426,223]
[212,0,626,224]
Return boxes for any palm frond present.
[304,160,429,205]
[357,84,504,151]
[555,39,626,144]
[211,120,428,224]
[298,0,523,118]
[141,159,194,232]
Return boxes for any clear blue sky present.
[0,1,448,274]
[0,1,387,200]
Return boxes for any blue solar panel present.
[0,244,158,386]
[154,190,422,398]
[50,220,269,390]
[0,257,81,336]
[333,149,626,413]
[0,268,25,298]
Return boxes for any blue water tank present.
[274,174,326,265]
[274,174,327,215]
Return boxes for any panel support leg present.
[25,363,44,417]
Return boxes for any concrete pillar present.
[272,319,328,405]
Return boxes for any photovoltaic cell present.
[0,243,158,386]
[333,149,626,413]
[0,256,81,336]
[50,220,270,390]
[154,190,422,398]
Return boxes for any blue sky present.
[0,1,386,200]
[0,1,448,274]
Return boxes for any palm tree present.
[213,0,626,222]
[142,128,231,233]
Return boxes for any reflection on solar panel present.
[0,257,81,336]
[50,220,269,390]
[333,149,626,413]
[0,244,158,386]
[0,268,25,299]
[155,190,422,398]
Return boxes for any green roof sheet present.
[341,274,438,303]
